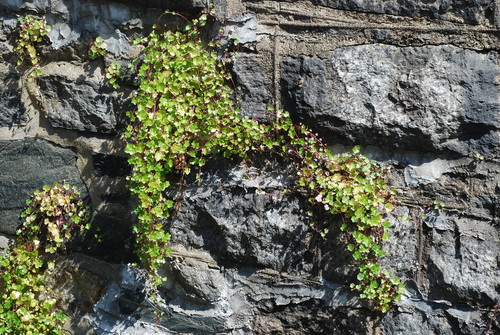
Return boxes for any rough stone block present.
[426,218,500,305]
[38,62,131,134]
[0,63,26,126]
[233,53,273,119]
[0,138,86,234]
[281,45,500,156]
[169,155,312,273]
[313,0,495,25]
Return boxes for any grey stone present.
[0,232,13,257]
[383,299,488,334]
[312,0,496,25]
[0,63,26,126]
[379,208,417,279]
[233,54,273,119]
[46,1,138,51]
[87,251,365,335]
[165,246,228,304]
[281,45,500,156]
[80,155,499,335]
[48,254,121,315]
[426,219,500,306]
[88,265,149,334]
[0,0,164,53]
[169,156,311,273]
[423,213,451,231]
[108,0,206,11]
[38,62,131,134]
[46,254,121,335]
[0,0,23,11]
[0,138,86,234]
[224,15,258,45]
[404,158,467,186]
[382,303,454,334]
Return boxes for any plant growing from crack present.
[0,183,90,334]
[88,36,124,88]
[124,10,404,311]
[105,62,124,89]
[14,15,51,78]
[89,36,108,59]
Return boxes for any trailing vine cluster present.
[124,11,261,286]
[124,11,404,310]
[14,15,51,78]
[0,183,90,334]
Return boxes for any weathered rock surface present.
[311,0,497,25]
[233,53,273,119]
[0,0,163,53]
[426,220,499,305]
[169,156,313,274]
[281,45,500,156]
[0,0,499,334]
[0,63,25,126]
[58,155,497,334]
[38,62,131,134]
[0,139,86,235]
[47,253,121,335]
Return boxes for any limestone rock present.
[38,62,131,134]
[86,249,364,334]
[46,254,121,335]
[0,62,25,126]
[426,217,500,306]
[0,138,86,235]
[233,53,273,119]
[169,155,313,273]
[281,45,500,156]
[313,0,495,25]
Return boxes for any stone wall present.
[0,0,499,334]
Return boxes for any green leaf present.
[369,280,379,290]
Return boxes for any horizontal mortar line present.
[248,3,499,32]
[279,8,435,26]
[398,200,468,210]
[169,251,219,264]
[258,19,500,33]
[255,271,322,285]
[277,7,499,30]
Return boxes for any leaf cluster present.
[0,248,65,335]
[0,183,90,334]
[14,15,51,76]
[18,182,91,254]
[105,62,124,89]
[89,36,108,59]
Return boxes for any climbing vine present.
[0,183,90,334]
[14,15,51,78]
[124,10,404,311]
